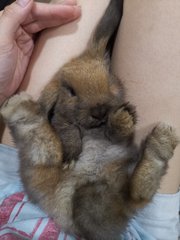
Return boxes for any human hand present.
[0,0,81,105]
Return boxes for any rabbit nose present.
[91,105,108,120]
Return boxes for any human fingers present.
[23,3,81,34]
[23,0,79,25]
[0,0,33,41]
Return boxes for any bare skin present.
[112,0,180,193]
[1,0,179,196]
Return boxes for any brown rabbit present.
[0,0,179,239]
[38,0,125,164]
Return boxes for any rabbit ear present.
[89,0,123,58]
[109,74,125,100]
[38,78,60,115]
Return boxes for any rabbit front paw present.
[105,103,136,142]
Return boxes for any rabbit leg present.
[0,92,64,201]
[129,123,179,206]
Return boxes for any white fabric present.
[136,192,180,240]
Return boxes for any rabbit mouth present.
[81,118,107,129]
[92,119,107,128]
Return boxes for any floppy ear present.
[109,74,125,100]
[38,77,60,115]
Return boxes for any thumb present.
[0,0,33,40]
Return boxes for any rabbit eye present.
[62,82,76,97]
[67,86,76,97]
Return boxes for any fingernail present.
[16,0,31,7]
[73,5,81,17]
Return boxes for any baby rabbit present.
[0,0,179,239]
[38,0,125,164]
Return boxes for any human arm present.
[0,0,81,106]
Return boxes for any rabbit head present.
[53,55,124,129]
